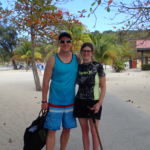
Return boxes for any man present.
[41,32,81,150]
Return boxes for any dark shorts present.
[73,98,102,120]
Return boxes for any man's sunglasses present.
[59,40,72,44]
[81,50,92,53]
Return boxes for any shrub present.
[141,64,150,71]
[113,60,125,72]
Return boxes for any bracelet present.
[41,101,47,103]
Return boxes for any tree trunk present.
[26,60,29,72]
[28,61,30,69]
[31,27,42,91]
[12,60,17,70]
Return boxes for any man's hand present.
[41,103,49,110]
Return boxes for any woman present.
[73,42,106,150]
[37,60,44,76]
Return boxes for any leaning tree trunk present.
[26,60,29,72]
[31,27,42,91]
[28,61,30,69]
[12,60,17,70]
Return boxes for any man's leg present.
[60,128,70,150]
[46,130,56,150]
[61,105,77,150]
[44,105,64,150]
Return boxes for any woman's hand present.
[90,102,101,113]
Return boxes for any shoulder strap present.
[74,53,80,64]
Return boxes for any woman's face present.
[81,46,93,62]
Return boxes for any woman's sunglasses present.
[59,40,72,44]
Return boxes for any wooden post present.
[141,51,143,65]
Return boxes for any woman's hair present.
[80,42,94,52]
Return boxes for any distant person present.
[37,60,43,76]
[73,42,106,150]
[18,64,23,69]
[41,32,81,150]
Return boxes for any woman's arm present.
[91,76,106,113]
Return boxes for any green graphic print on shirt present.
[76,61,105,100]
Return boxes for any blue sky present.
[1,0,128,32]
[56,0,126,32]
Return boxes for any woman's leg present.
[39,69,42,75]
[78,118,90,150]
[89,118,100,150]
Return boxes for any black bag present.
[23,109,48,150]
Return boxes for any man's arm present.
[41,56,55,110]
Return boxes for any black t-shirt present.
[76,61,105,100]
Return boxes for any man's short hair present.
[58,32,72,41]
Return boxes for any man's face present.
[58,36,72,53]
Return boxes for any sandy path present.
[0,68,149,150]
[106,69,150,114]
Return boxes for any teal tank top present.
[48,53,78,105]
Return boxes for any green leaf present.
[139,8,143,11]
[88,14,90,17]
[98,0,101,5]
[128,21,130,24]
[91,2,96,6]
[107,7,110,12]
[82,9,86,12]
[90,8,92,12]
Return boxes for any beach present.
[106,68,150,114]
[0,68,150,150]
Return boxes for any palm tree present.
[45,44,59,61]
[112,42,133,72]
[88,33,118,69]
[120,42,133,59]
[67,25,91,52]
[13,41,43,71]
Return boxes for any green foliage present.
[91,2,96,6]
[14,41,42,62]
[0,48,10,62]
[89,33,117,65]
[67,24,91,51]
[113,60,125,72]
[0,25,18,58]
[107,7,110,12]
[45,44,58,61]
[12,0,81,44]
[141,64,150,71]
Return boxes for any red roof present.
[136,40,150,49]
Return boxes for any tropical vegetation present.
[13,41,43,71]
[1,0,150,90]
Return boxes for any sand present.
[0,69,44,150]
[106,68,150,114]
[0,68,150,150]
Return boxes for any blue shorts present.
[44,104,77,131]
